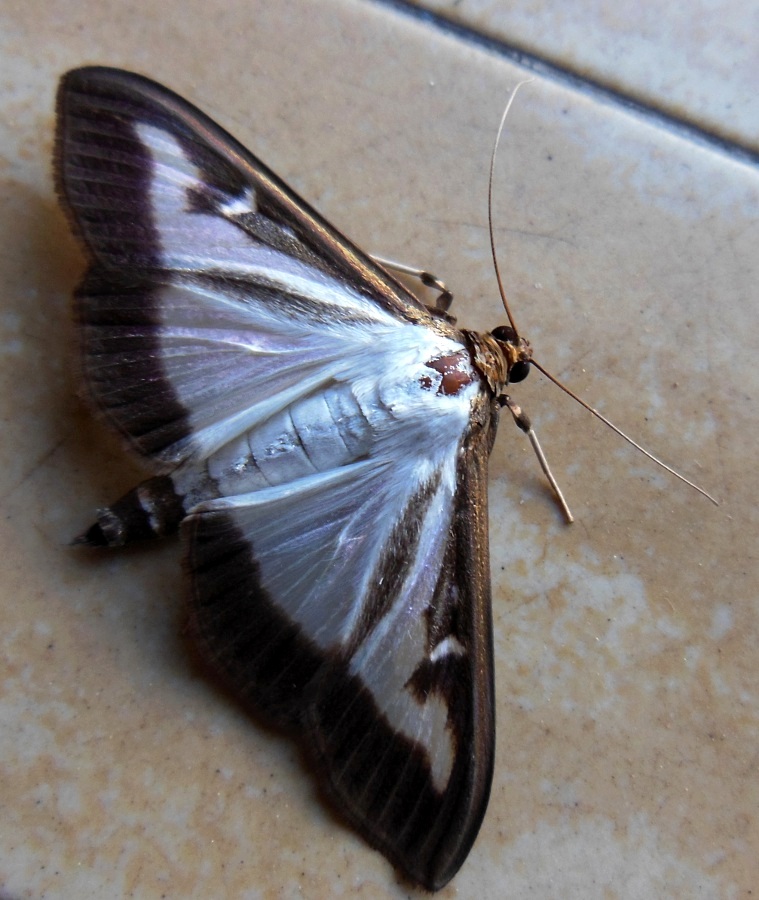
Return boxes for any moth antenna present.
[530,359,719,505]
[502,395,574,523]
[489,79,535,336]
[489,83,716,509]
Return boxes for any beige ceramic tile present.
[1,0,757,898]
[418,0,759,152]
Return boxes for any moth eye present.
[491,325,517,344]
[508,360,530,383]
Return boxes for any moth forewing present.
[56,67,526,889]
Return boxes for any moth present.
[56,66,704,890]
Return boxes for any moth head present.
[490,325,532,384]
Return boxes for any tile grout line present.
[370,0,759,169]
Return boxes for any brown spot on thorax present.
[424,351,475,396]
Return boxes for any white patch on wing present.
[184,361,343,462]
[191,398,472,792]
[195,459,393,648]
[135,123,401,321]
[219,188,258,217]
[144,268,476,464]
[136,484,162,532]
[347,465,460,792]
[128,122,484,466]
[430,636,466,663]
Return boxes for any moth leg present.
[500,394,574,523]
[371,255,454,313]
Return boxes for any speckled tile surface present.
[417,0,759,152]
[1,1,757,898]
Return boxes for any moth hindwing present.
[55,66,530,890]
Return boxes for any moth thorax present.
[463,330,510,394]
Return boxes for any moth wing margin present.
[183,396,499,891]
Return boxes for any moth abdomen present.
[75,474,188,547]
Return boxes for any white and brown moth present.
[53,66,620,890]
